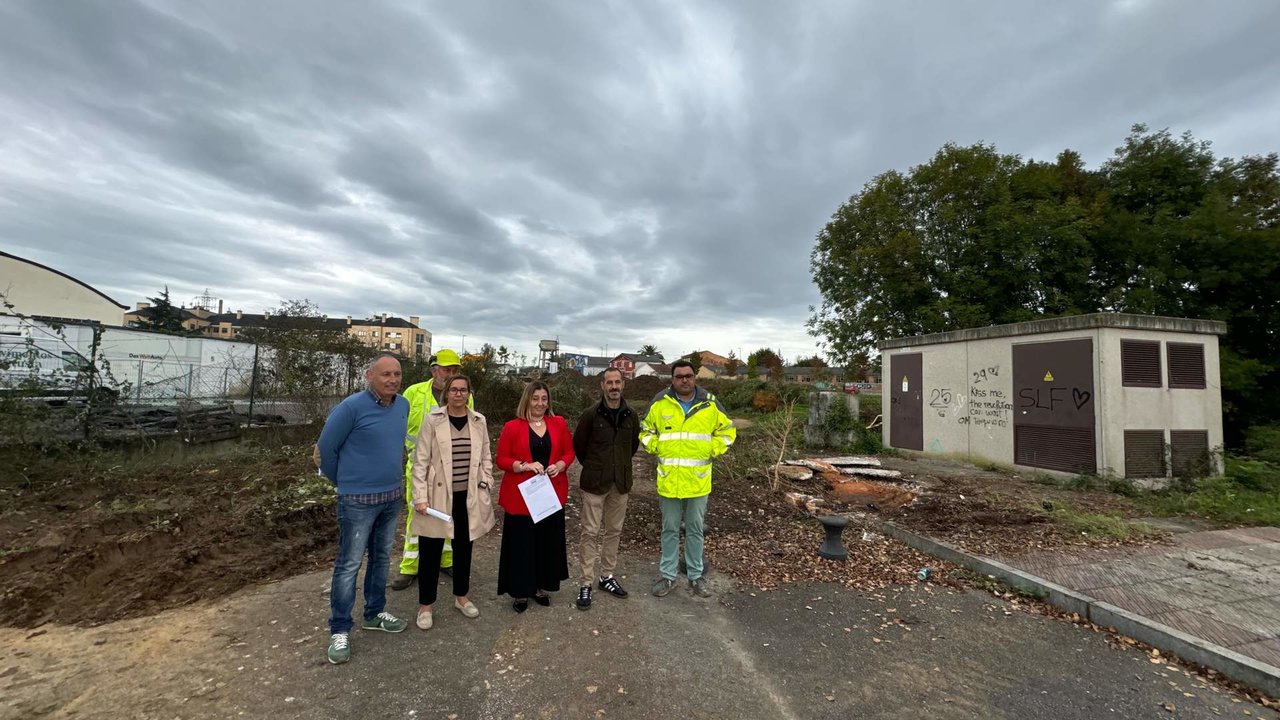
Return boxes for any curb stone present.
[876,520,1280,698]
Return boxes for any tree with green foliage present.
[135,286,193,336]
[746,355,758,380]
[686,351,703,373]
[748,348,784,379]
[725,350,740,377]
[810,125,1280,445]
[638,344,662,358]
[238,299,377,420]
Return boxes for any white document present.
[517,473,563,524]
[425,507,452,523]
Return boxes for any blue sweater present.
[318,390,410,495]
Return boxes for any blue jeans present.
[658,495,708,581]
[328,494,401,634]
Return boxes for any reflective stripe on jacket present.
[640,386,736,499]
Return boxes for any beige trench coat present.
[409,406,496,541]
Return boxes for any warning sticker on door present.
[1043,371,1054,382]
[901,376,909,392]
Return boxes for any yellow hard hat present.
[433,348,462,367]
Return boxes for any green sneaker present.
[327,633,350,664]
[362,611,407,633]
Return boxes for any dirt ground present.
[874,454,1174,557]
[0,443,335,628]
[0,430,1187,631]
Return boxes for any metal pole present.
[83,325,101,441]
[247,343,259,424]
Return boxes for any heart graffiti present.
[1072,387,1092,410]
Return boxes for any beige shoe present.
[415,608,433,630]
[454,598,480,618]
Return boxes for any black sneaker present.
[576,585,592,610]
[597,575,628,598]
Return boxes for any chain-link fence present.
[0,314,358,446]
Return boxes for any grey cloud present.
[1,0,1278,361]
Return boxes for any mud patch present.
[828,479,917,509]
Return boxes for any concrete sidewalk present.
[1001,527,1280,670]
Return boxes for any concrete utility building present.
[880,313,1227,479]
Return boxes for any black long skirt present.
[496,509,569,598]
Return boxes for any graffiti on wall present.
[955,364,1013,429]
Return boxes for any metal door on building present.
[889,352,923,450]
[1012,339,1096,473]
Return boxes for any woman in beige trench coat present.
[409,374,496,630]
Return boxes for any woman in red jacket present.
[495,381,575,612]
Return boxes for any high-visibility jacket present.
[403,380,473,456]
[640,386,736,499]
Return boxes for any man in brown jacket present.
[572,367,641,610]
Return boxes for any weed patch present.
[1041,504,1159,540]
[1139,456,1280,525]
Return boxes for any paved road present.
[3,535,1275,720]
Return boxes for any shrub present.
[624,375,666,401]
[1244,425,1280,465]
[1225,456,1280,493]
[473,375,524,426]
[752,389,780,413]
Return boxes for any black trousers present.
[418,490,471,605]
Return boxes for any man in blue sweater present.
[317,353,411,664]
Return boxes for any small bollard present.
[817,515,850,561]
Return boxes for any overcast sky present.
[2,1,1277,365]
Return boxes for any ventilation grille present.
[1167,343,1206,389]
[1121,339,1161,387]
[1124,430,1166,478]
[1171,430,1211,477]
[1015,425,1095,473]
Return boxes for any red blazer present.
[496,415,575,515]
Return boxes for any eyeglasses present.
[447,387,469,394]
[673,374,695,380]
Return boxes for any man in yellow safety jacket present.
[640,358,735,599]
[390,348,473,591]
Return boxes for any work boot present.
[651,577,676,597]
[598,575,628,598]
[576,585,592,610]
[689,576,712,598]
[391,572,416,591]
[440,567,453,578]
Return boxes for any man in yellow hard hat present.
[391,348,472,591]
